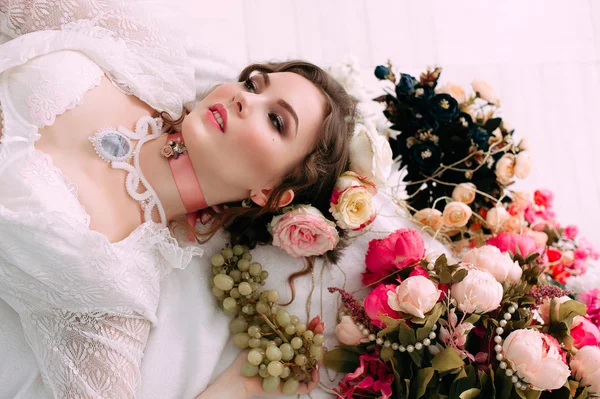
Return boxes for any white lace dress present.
[0,2,206,398]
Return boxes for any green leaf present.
[322,347,361,373]
[459,388,481,399]
[515,389,541,399]
[417,303,444,341]
[452,268,469,284]
[440,267,453,285]
[380,346,395,363]
[380,313,402,328]
[398,320,422,366]
[435,254,448,273]
[431,347,464,372]
[464,313,481,325]
[575,386,589,399]
[410,367,435,399]
[557,300,587,326]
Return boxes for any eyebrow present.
[259,73,299,137]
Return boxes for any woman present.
[0,1,356,398]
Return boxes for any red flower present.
[363,284,401,328]
[534,189,554,208]
[547,248,562,263]
[334,351,394,399]
[362,229,425,285]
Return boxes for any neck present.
[140,134,248,223]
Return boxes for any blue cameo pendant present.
[89,129,133,162]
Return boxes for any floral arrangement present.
[325,228,600,399]
[268,121,393,258]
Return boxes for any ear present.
[251,188,295,208]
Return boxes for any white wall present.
[171,0,600,245]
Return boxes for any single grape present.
[259,337,269,350]
[290,315,300,325]
[280,343,294,361]
[261,324,272,334]
[241,362,259,377]
[267,361,284,377]
[266,346,283,361]
[212,266,221,276]
[230,318,248,334]
[238,282,253,296]
[274,337,282,346]
[223,297,237,312]
[290,337,303,350]
[249,262,262,277]
[213,274,234,291]
[242,252,252,261]
[256,302,270,314]
[284,324,296,335]
[262,376,281,393]
[221,248,234,260]
[260,270,269,280]
[247,349,263,366]
[242,245,250,253]
[248,338,261,348]
[229,287,241,299]
[211,254,225,267]
[267,290,280,303]
[282,378,300,396]
[237,259,250,272]
[266,340,277,348]
[231,256,239,264]
[295,323,307,335]
[310,344,324,361]
[233,244,244,256]
[276,309,291,328]
[280,366,291,379]
[258,367,269,378]
[233,333,251,349]
[294,354,308,366]
[229,270,242,283]
[219,269,227,274]
[313,334,325,345]
[303,330,314,341]
[211,286,224,298]
[241,271,251,280]
[248,325,261,337]
[251,282,259,292]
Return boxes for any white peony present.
[348,122,394,188]
[451,268,503,313]
[462,245,522,283]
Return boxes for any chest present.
[34,76,159,243]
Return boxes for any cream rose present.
[472,78,499,105]
[518,137,530,150]
[451,268,503,313]
[348,123,394,188]
[436,82,466,104]
[413,208,444,231]
[495,153,515,185]
[462,245,522,283]
[514,150,532,179]
[503,329,570,391]
[442,201,472,228]
[335,315,368,346]
[570,345,600,394]
[387,276,440,318]
[504,215,522,233]
[452,183,477,204]
[270,205,339,258]
[486,206,509,232]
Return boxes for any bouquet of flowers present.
[325,228,600,399]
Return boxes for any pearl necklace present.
[89,116,167,226]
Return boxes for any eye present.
[269,113,284,133]
[244,77,256,93]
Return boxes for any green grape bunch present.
[210,245,324,396]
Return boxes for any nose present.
[232,91,255,119]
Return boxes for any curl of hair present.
[166,60,358,304]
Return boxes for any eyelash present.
[243,77,285,134]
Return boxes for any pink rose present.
[564,225,579,240]
[487,232,543,258]
[387,276,440,318]
[486,206,509,232]
[503,329,570,390]
[442,201,472,228]
[472,78,499,105]
[362,229,425,286]
[503,215,523,233]
[363,284,401,328]
[495,153,515,185]
[335,316,368,346]
[514,150,532,179]
[413,208,444,231]
[436,82,467,104]
[513,190,532,211]
[570,346,600,394]
[452,183,477,204]
[270,205,339,258]
[533,189,554,208]
[450,268,503,313]
[462,245,522,283]
[571,316,600,349]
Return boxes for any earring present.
[241,198,253,208]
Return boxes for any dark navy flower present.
[396,73,417,95]
[428,94,459,123]
[374,65,390,80]
[473,128,490,150]
[411,141,442,174]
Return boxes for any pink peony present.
[270,205,339,258]
[363,284,401,328]
[570,346,600,394]
[335,316,368,346]
[533,189,554,208]
[571,316,600,349]
[487,232,543,258]
[564,225,579,240]
[334,351,394,399]
[450,268,503,313]
[580,289,600,327]
[362,229,425,285]
[502,329,570,390]
[387,276,440,318]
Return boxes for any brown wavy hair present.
[165,60,358,304]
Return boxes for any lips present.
[208,103,227,133]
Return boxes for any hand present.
[199,204,229,225]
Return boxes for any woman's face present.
[182,71,326,204]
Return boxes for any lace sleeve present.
[0,0,169,51]
[21,309,151,398]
